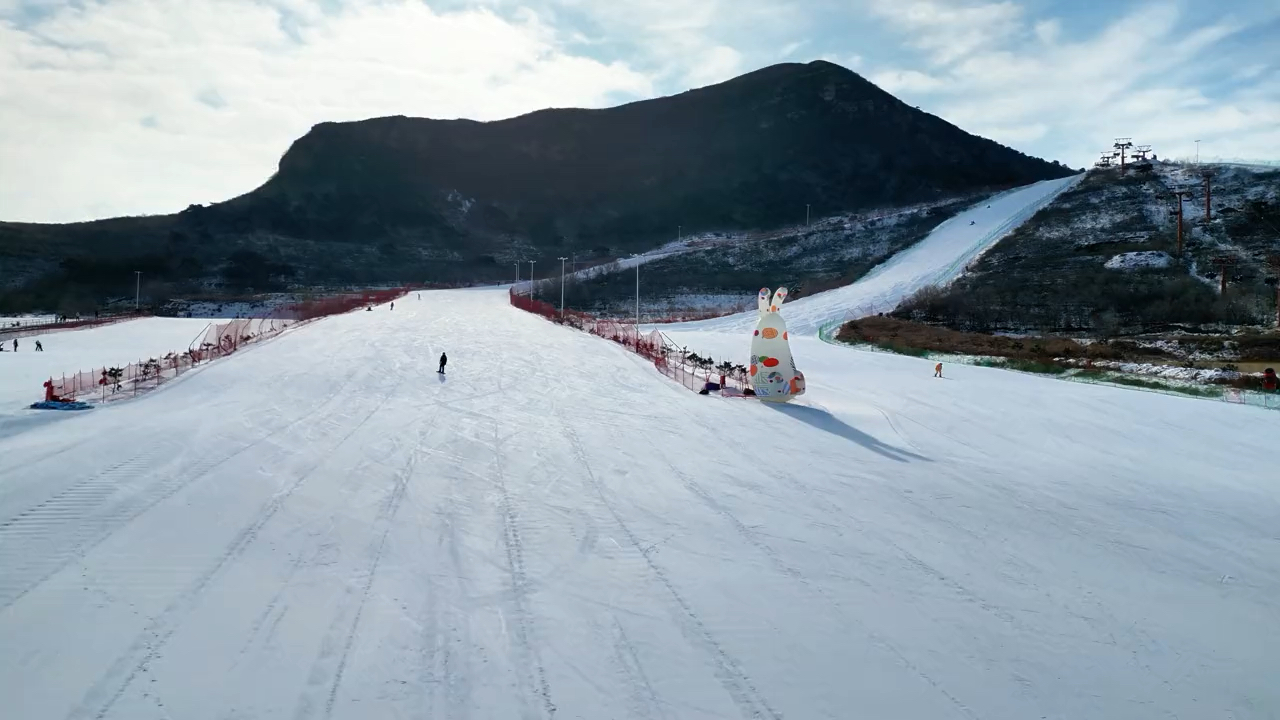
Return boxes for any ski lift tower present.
[1267,255,1280,328]
[1201,168,1216,221]
[1211,255,1235,295]
[1113,138,1134,170]
[1094,152,1114,170]
[1170,189,1193,256]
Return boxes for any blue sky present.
[1,0,1276,222]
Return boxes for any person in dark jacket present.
[438,352,447,374]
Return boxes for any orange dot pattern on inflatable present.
[750,364,758,376]
[761,327,778,339]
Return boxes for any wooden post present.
[1212,256,1234,295]
[1171,191,1192,256]
[1202,171,1214,221]
[1270,256,1280,329]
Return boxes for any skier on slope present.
[390,302,394,311]
[438,352,448,375]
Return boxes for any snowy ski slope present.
[0,317,220,416]
[669,174,1083,336]
[0,289,1276,720]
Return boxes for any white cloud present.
[870,0,1024,66]
[1234,63,1268,81]
[0,0,654,222]
[686,45,744,87]
[780,40,807,58]
[870,68,946,93]
[865,0,1278,167]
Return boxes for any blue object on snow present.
[29,400,93,411]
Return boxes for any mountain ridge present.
[0,60,1074,312]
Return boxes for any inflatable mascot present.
[749,287,805,402]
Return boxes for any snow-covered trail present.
[0,317,216,416]
[1,290,1277,720]
[669,174,1083,335]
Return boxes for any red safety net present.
[509,290,750,394]
[1,314,142,342]
[275,289,408,322]
[43,288,412,404]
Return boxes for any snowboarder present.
[1264,367,1277,392]
[390,302,394,311]
[934,362,943,378]
[969,220,975,225]
[35,340,43,351]
[438,352,447,375]
[12,338,16,351]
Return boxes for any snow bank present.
[1104,251,1173,270]
[0,317,215,414]
[666,174,1084,335]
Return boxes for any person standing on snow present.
[390,302,394,311]
[934,362,943,378]
[35,340,43,351]
[11,338,16,351]
[438,352,448,375]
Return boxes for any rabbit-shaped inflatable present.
[749,287,805,402]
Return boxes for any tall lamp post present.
[528,260,536,299]
[557,257,568,316]
[634,257,640,329]
[134,271,142,311]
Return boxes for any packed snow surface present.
[0,317,218,415]
[669,174,1083,335]
[0,288,1276,720]
[1104,251,1174,270]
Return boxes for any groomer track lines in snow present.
[0,184,1275,719]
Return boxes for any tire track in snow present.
[490,420,558,720]
[0,364,367,612]
[291,417,426,720]
[419,440,476,720]
[657,455,980,720]
[556,414,782,720]
[68,386,396,720]
[611,616,673,720]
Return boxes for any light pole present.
[528,260,536,299]
[134,271,141,311]
[806,204,811,227]
[634,258,640,329]
[1195,140,1200,165]
[678,225,682,243]
[557,257,568,316]
[514,261,520,287]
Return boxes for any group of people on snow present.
[1,338,42,351]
